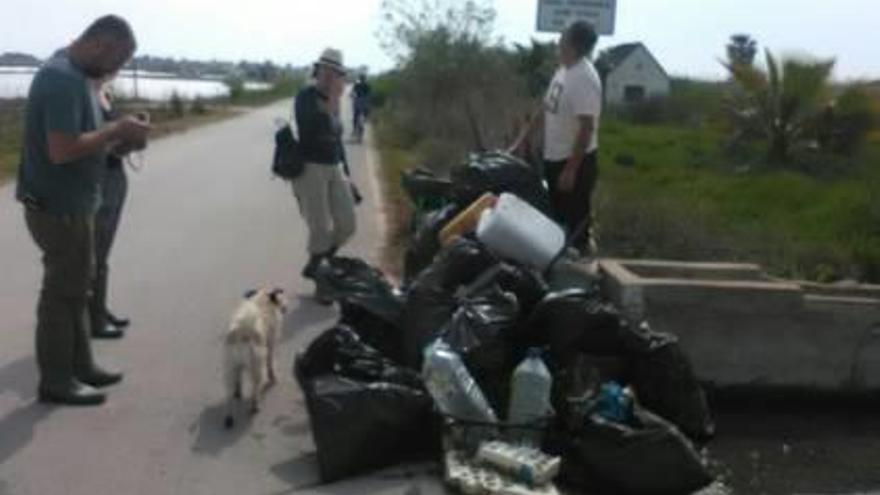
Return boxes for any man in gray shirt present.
[16,15,150,406]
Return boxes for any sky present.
[1,0,877,81]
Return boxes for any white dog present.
[223,288,287,429]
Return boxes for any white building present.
[596,43,670,105]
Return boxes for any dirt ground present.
[702,410,880,495]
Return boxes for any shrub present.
[821,85,878,155]
[225,77,245,101]
[369,71,400,110]
[606,79,727,127]
[191,96,208,115]
[376,0,531,171]
[169,91,186,118]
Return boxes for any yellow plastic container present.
[439,193,498,246]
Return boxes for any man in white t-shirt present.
[512,21,602,254]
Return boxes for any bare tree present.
[378,0,496,62]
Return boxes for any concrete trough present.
[600,259,880,392]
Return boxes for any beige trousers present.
[292,162,356,255]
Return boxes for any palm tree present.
[724,49,835,163]
[726,34,758,67]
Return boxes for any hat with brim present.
[315,48,346,75]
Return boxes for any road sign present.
[536,0,617,35]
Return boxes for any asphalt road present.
[0,99,445,495]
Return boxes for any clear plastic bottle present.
[422,340,498,424]
[507,348,554,446]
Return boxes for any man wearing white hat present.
[293,48,357,286]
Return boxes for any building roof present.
[597,43,641,70]
[596,42,669,81]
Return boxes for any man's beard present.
[81,64,109,79]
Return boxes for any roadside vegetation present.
[371,2,880,282]
[0,99,23,180]
[0,75,303,182]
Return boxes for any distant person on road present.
[351,74,371,137]
[16,15,150,406]
[511,21,602,256]
[293,48,357,289]
[89,79,137,341]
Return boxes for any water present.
[0,66,270,101]
[507,348,553,446]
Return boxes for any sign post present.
[536,0,617,35]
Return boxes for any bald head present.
[70,15,137,80]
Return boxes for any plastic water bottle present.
[422,340,498,424]
[507,348,554,446]
[591,382,635,425]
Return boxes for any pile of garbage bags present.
[295,153,717,493]
[403,152,552,282]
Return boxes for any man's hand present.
[558,115,593,193]
[48,115,150,165]
[111,138,147,157]
[111,116,151,143]
[507,137,527,157]
[558,161,579,193]
[349,182,363,205]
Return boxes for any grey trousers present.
[292,162,356,255]
[90,166,128,329]
[24,209,97,387]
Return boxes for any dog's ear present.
[269,288,285,305]
[243,289,258,299]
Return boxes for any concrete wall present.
[604,46,671,105]
[600,259,880,391]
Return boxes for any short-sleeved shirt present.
[543,58,603,161]
[16,49,105,216]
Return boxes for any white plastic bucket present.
[476,193,565,271]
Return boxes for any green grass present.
[370,77,880,282]
[372,112,880,282]
[597,118,880,282]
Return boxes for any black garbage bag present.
[493,263,548,319]
[450,151,552,215]
[401,167,453,206]
[311,256,407,363]
[313,257,403,318]
[400,286,457,370]
[297,326,421,388]
[553,353,632,431]
[294,327,436,482]
[441,288,520,413]
[526,290,627,366]
[415,237,497,291]
[339,300,405,365]
[299,376,435,483]
[401,238,498,369]
[403,203,462,282]
[560,403,714,495]
[622,322,716,443]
